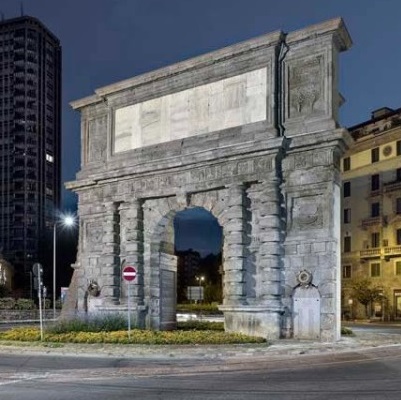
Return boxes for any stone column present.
[119,199,144,306]
[101,202,120,305]
[223,183,247,305]
[257,179,283,311]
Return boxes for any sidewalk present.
[0,329,400,360]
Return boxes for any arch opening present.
[174,207,223,307]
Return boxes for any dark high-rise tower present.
[0,16,61,293]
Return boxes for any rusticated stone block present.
[312,241,326,253]
[259,242,282,256]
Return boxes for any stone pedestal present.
[219,305,282,340]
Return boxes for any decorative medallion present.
[383,145,392,157]
[297,269,313,286]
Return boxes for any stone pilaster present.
[223,183,247,305]
[101,202,120,305]
[257,179,283,310]
[119,199,144,306]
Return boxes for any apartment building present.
[0,16,61,292]
[342,107,401,319]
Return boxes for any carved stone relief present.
[87,116,107,163]
[85,221,104,251]
[291,196,323,230]
[127,156,274,197]
[288,55,324,118]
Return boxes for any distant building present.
[0,16,61,293]
[341,107,401,320]
[176,249,201,302]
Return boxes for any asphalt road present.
[344,322,401,335]
[2,346,401,399]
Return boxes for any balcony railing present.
[384,180,401,193]
[360,246,401,259]
[360,248,381,258]
[361,216,386,228]
[384,246,401,256]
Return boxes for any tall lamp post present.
[196,275,205,303]
[53,214,75,319]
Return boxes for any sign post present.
[122,265,137,340]
[32,263,44,341]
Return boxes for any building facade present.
[341,107,401,320]
[0,16,61,292]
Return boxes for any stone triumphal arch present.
[65,18,352,341]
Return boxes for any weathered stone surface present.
[66,18,352,342]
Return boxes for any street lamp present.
[53,213,75,319]
[196,275,205,303]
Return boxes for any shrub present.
[41,299,51,309]
[0,284,11,298]
[177,321,224,331]
[0,327,40,341]
[15,298,36,310]
[0,297,16,310]
[176,303,222,315]
[0,327,266,345]
[341,327,354,336]
[48,314,127,334]
[204,284,223,303]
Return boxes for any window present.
[46,153,54,163]
[343,157,351,171]
[343,181,351,198]
[343,208,351,224]
[371,174,380,191]
[397,140,401,156]
[397,168,401,182]
[371,232,380,248]
[342,265,352,279]
[397,198,401,215]
[371,147,380,163]
[371,202,380,217]
[395,261,401,276]
[397,229,401,246]
[371,263,381,277]
[344,236,351,253]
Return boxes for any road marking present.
[0,373,50,386]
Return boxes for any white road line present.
[0,373,50,386]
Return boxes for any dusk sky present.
[2,0,401,252]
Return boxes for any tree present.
[0,284,11,298]
[349,278,381,318]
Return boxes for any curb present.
[0,333,400,360]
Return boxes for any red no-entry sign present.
[122,265,137,282]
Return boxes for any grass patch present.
[0,316,264,345]
[0,327,265,345]
[176,303,222,315]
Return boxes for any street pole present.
[127,282,131,340]
[53,223,56,320]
